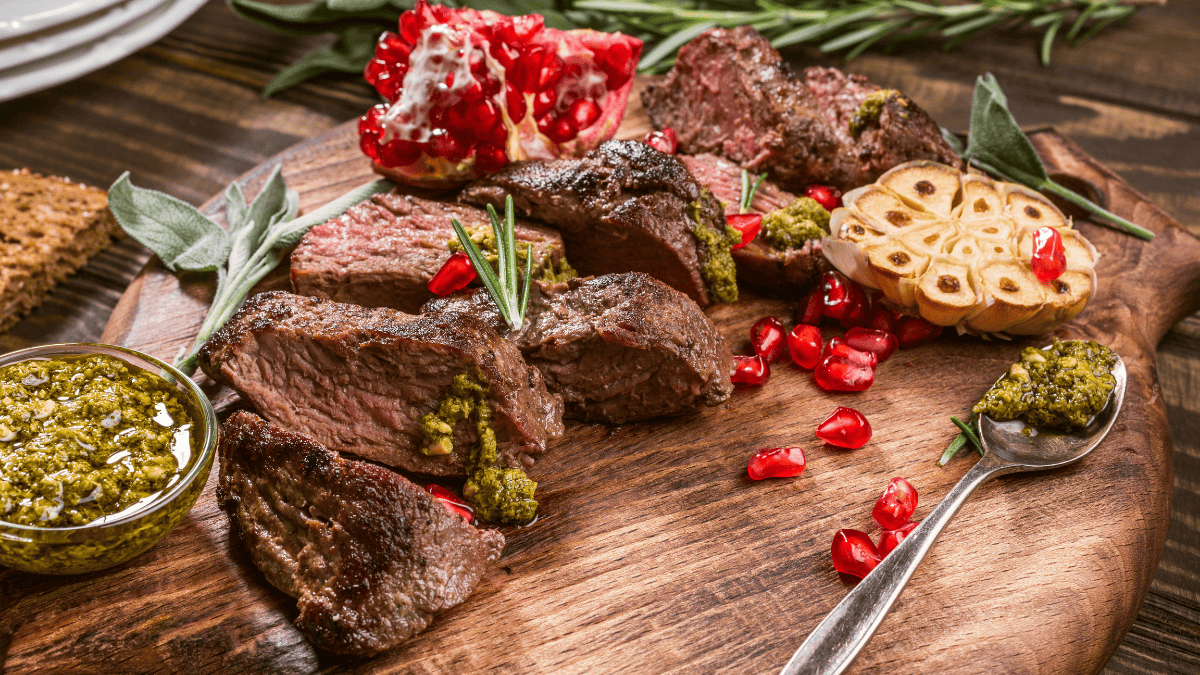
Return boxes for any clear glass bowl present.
[0,343,217,574]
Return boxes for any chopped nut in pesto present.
[761,197,831,251]
[0,354,193,528]
[688,198,740,304]
[848,89,901,136]
[419,371,537,523]
[973,339,1118,430]
[448,226,577,283]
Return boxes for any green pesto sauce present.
[419,372,537,524]
[848,89,901,136]
[448,226,578,283]
[0,354,191,528]
[688,199,740,304]
[761,197,831,251]
[973,340,1118,430]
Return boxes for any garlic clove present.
[865,240,929,306]
[916,257,979,326]
[1004,184,1069,231]
[846,185,937,232]
[967,260,1045,332]
[878,161,963,217]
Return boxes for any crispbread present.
[0,169,120,333]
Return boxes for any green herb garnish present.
[230,0,1146,95]
[944,73,1153,241]
[739,168,766,214]
[108,169,393,375]
[937,413,983,466]
[450,195,534,330]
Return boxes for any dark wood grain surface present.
[1,1,1198,672]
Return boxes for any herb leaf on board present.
[954,73,1153,241]
[107,173,231,273]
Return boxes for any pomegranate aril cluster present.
[830,477,920,578]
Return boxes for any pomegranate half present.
[359,1,643,187]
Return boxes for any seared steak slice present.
[681,153,830,296]
[290,192,568,314]
[217,411,504,656]
[459,140,737,306]
[425,273,734,423]
[199,291,563,476]
[641,27,963,193]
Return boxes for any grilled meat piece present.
[426,273,734,423]
[217,411,504,656]
[459,140,737,306]
[641,27,963,193]
[681,153,830,296]
[290,192,569,314]
[199,291,563,477]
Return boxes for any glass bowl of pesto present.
[0,343,217,575]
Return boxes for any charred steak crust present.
[290,192,567,314]
[217,411,504,656]
[199,291,563,477]
[425,272,734,423]
[681,153,831,295]
[641,27,963,193]
[458,140,731,306]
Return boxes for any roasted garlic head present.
[822,161,1099,336]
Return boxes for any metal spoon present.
[779,353,1127,675]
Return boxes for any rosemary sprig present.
[739,168,767,213]
[937,414,983,466]
[450,195,534,330]
[229,0,1153,96]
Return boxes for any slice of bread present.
[1,169,121,334]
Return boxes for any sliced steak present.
[641,27,963,193]
[217,411,504,656]
[459,140,738,307]
[681,153,830,296]
[290,192,569,314]
[199,291,563,476]
[426,273,734,423]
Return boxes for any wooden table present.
[1,1,1197,672]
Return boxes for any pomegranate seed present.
[873,477,918,530]
[378,139,421,167]
[815,406,872,449]
[895,316,943,349]
[799,291,824,326]
[532,90,556,118]
[805,184,843,212]
[468,99,499,132]
[459,78,484,102]
[788,324,823,370]
[750,316,786,364]
[429,131,470,160]
[831,529,881,578]
[597,39,634,88]
[843,327,899,363]
[822,338,877,369]
[428,251,478,296]
[568,98,601,130]
[364,57,388,87]
[814,355,874,392]
[878,521,918,557]
[505,83,527,122]
[378,32,411,64]
[547,117,577,143]
[820,271,867,321]
[643,127,678,154]
[538,56,567,90]
[1030,226,1067,282]
[425,484,474,523]
[726,213,762,249]
[866,305,898,334]
[399,9,423,44]
[746,446,806,480]
[474,145,508,173]
[732,355,770,387]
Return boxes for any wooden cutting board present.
[3,84,1199,674]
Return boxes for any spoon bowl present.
[780,348,1127,675]
[981,355,1126,468]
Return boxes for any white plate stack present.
[0,0,209,102]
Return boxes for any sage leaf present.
[224,180,248,232]
[227,166,294,273]
[107,173,230,273]
[262,24,382,97]
[228,0,400,35]
[963,73,1048,183]
[328,0,393,11]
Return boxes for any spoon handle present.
[779,454,1014,675]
